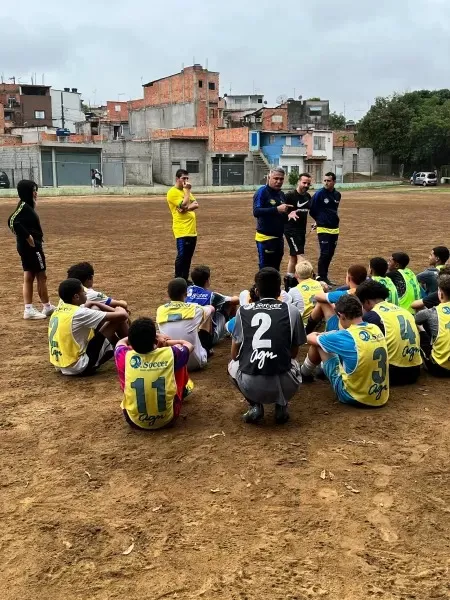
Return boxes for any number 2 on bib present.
[251,313,272,349]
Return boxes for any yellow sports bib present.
[156,301,197,325]
[372,302,422,368]
[122,347,177,429]
[296,278,324,323]
[48,301,94,368]
[431,303,450,370]
[317,226,339,234]
[341,323,389,407]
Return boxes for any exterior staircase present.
[252,150,271,184]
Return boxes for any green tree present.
[357,90,450,169]
[288,170,299,186]
[328,112,346,130]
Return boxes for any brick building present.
[0,83,52,129]
[129,65,220,138]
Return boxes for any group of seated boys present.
[47,245,450,429]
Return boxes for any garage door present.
[55,150,101,186]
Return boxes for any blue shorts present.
[226,316,236,335]
[322,355,360,406]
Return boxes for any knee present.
[24,272,35,283]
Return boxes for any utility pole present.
[60,90,65,128]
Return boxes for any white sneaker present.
[24,306,46,320]
[42,304,56,317]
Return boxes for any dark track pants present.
[317,233,339,280]
[175,236,197,281]
[256,237,284,271]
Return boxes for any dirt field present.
[1,189,449,600]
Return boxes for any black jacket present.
[8,202,43,245]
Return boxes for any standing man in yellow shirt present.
[167,169,199,282]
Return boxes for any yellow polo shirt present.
[167,186,197,239]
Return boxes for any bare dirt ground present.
[0,189,449,600]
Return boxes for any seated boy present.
[67,262,128,310]
[415,273,450,377]
[416,246,449,295]
[386,252,422,313]
[288,260,324,324]
[228,267,306,425]
[115,317,194,430]
[412,265,450,312]
[305,264,368,334]
[49,278,128,376]
[356,280,422,385]
[369,257,399,305]
[186,265,239,345]
[300,295,389,407]
[156,278,215,371]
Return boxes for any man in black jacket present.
[309,172,341,286]
[8,180,55,320]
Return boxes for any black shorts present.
[18,244,46,273]
[389,364,421,386]
[81,332,114,376]
[285,231,306,256]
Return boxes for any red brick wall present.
[106,101,128,122]
[151,126,209,140]
[143,66,219,107]
[0,104,4,135]
[262,107,288,131]
[0,135,23,146]
[210,127,249,152]
[333,131,357,148]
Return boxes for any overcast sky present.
[2,0,450,119]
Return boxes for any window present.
[313,136,326,151]
[291,165,299,174]
[115,105,121,112]
[198,80,203,88]
[269,135,275,144]
[285,136,292,146]
[352,153,358,172]
[258,98,263,103]
[4,113,12,121]
[34,110,45,119]
[282,166,289,174]
[209,108,216,118]
[186,160,200,174]
[309,106,322,114]
[272,115,283,123]
[208,82,215,90]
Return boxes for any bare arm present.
[411,299,425,311]
[101,307,128,323]
[85,300,116,313]
[231,339,241,361]
[290,345,300,359]
[116,337,129,348]
[180,184,192,209]
[109,299,128,310]
[187,201,199,211]
[313,291,330,304]
[166,339,194,354]
[307,332,322,347]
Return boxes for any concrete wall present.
[0,145,41,185]
[102,140,152,185]
[331,147,374,176]
[129,102,197,138]
[51,90,84,132]
[170,139,207,186]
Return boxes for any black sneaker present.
[301,372,315,383]
[284,275,298,292]
[275,404,289,425]
[242,404,264,424]
[316,276,337,287]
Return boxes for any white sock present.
[43,302,51,309]
[287,272,295,277]
[301,357,317,376]
[25,304,33,310]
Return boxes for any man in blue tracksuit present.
[309,171,341,286]
[253,167,293,271]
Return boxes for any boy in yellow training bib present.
[115,317,193,430]
[301,295,389,407]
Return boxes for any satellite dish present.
[298,95,303,100]
[276,94,288,105]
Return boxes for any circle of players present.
[48,247,450,429]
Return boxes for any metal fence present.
[1,159,152,188]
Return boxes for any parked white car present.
[410,172,437,186]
